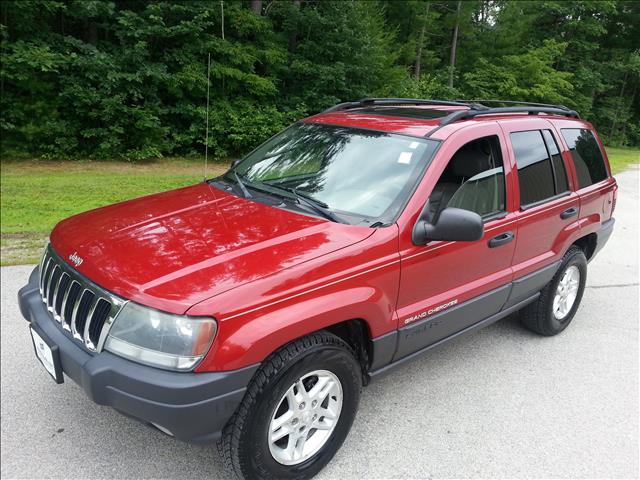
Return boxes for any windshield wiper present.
[233,171,253,199]
[228,176,343,224]
[293,191,343,223]
[270,185,343,224]
[248,181,343,224]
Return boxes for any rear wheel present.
[520,245,587,336]
[220,332,361,480]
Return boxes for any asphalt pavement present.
[1,167,638,479]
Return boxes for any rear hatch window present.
[561,129,609,188]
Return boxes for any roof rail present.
[322,97,471,113]
[455,99,572,111]
[426,105,580,137]
[319,98,580,135]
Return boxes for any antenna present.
[204,52,211,181]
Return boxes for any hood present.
[50,183,374,314]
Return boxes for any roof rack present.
[320,98,580,136]
[426,105,580,137]
[455,99,573,111]
[322,97,472,113]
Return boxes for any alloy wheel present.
[553,265,580,320]
[268,370,343,465]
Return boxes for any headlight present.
[104,302,217,371]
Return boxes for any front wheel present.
[220,332,361,480]
[520,245,587,336]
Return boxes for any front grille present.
[39,245,125,351]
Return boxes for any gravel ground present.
[1,167,638,479]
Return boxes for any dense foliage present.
[1,0,638,160]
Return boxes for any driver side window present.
[427,135,506,222]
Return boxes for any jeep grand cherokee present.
[19,98,616,480]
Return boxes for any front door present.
[395,126,516,360]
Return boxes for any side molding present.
[393,284,512,361]
[503,261,560,310]
[369,331,398,371]
[368,293,539,380]
[366,261,564,374]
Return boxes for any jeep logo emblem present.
[68,252,83,267]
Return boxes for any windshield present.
[227,123,439,224]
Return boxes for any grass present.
[0,158,229,265]
[1,146,638,265]
[606,146,640,174]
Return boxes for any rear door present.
[556,125,616,238]
[502,120,580,307]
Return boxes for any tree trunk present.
[620,80,636,143]
[414,2,430,80]
[448,0,462,89]
[0,2,5,100]
[610,69,629,139]
[1,1,7,30]
[84,19,98,44]
[221,1,225,95]
[480,0,488,31]
[414,24,426,80]
[288,0,301,53]
[220,1,225,40]
[250,0,262,14]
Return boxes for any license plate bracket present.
[30,326,64,384]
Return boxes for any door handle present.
[488,231,514,248]
[560,206,578,220]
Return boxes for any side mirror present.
[412,207,484,245]
[231,158,241,168]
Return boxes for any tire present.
[220,332,361,480]
[520,245,587,336]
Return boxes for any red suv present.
[19,98,616,479]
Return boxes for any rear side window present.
[541,130,569,193]
[561,128,608,188]
[510,131,556,206]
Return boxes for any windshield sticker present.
[409,141,420,149]
[397,152,413,164]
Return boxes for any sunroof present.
[355,107,454,120]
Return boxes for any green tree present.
[1,0,638,160]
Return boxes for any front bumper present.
[18,267,258,443]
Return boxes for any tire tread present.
[219,331,354,480]
[520,245,586,336]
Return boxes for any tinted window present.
[429,136,505,220]
[561,128,608,188]
[511,131,555,206]
[542,130,569,193]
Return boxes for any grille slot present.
[37,245,124,352]
[46,266,62,310]
[89,299,112,346]
[41,259,55,299]
[62,281,82,327]
[53,273,71,318]
[74,290,95,339]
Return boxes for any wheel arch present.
[571,232,597,260]
[196,285,394,372]
[323,318,374,384]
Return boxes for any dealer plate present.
[30,327,63,384]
